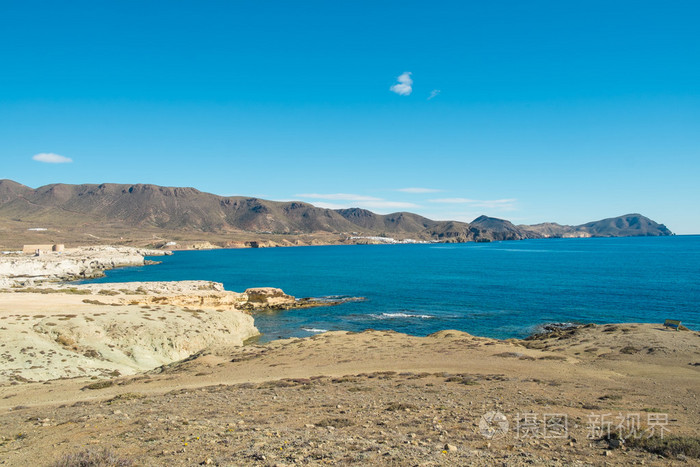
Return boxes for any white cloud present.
[429,198,517,211]
[397,187,442,194]
[361,200,420,209]
[421,211,484,223]
[390,72,413,96]
[427,89,441,100]
[313,200,419,211]
[471,199,517,210]
[295,192,420,212]
[429,198,478,203]
[296,193,382,201]
[32,153,72,164]
[311,201,349,210]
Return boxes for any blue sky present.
[1,1,698,233]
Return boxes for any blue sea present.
[85,236,700,342]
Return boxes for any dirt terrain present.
[1,323,698,466]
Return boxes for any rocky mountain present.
[576,214,673,237]
[0,180,673,247]
[521,214,673,238]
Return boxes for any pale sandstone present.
[0,281,258,383]
[0,245,170,287]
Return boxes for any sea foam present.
[371,312,435,320]
[302,327,328,333]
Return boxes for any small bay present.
[85,236,700,342]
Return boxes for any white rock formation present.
[0,246,169,287]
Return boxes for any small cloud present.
[390,72,413,96]
[397,187,442,194]
[296,193,382,201]
[311,200,419,211]
[429,198,517,211]
[311,201,348,210]
[32,153,72,164]
[429,198,478,204]
[427,89,441,100]
[361,200,420,209]
[295,192,420,212]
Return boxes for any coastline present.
[0,246,363,384]
[1,245,698,465]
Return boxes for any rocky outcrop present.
[81,282,362,313]
[0,281,259,385]
[0,246,170,288]
[116,281,248,309]
[0,281,258,382]
[0,278,364,382]
[240,287,365,311]
[241,287,296,310]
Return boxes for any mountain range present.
[0,180,673,248]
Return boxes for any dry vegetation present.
[0,323,698,466]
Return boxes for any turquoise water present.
[85,236,700,342]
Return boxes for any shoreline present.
[119,233,696,253]
[3,232,691,255]
[0,245,698,464]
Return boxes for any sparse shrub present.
[493,352,522,358]
[315,417,354,428]
[98,289,120,296]
[55,335,76,347]
[63,288,91,295]
[538,355,567,361]
[598,393,623,401]
[347,386,373,392]
[50,447,134,466]
[259,380,295,388]
[15,287,58,294]
[385,402,416,411]
[82,299,107,305]
[82,380,114,390]
[82,349,100,358]
[445,375,479,385]
[107,393,145,403]
[625,435,700,459]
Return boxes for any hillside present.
[577,213,673,237]
[522,214,673,238]
[0,180,673,249]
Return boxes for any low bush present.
[51,448,133,466]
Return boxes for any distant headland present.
[0,179,672,250]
